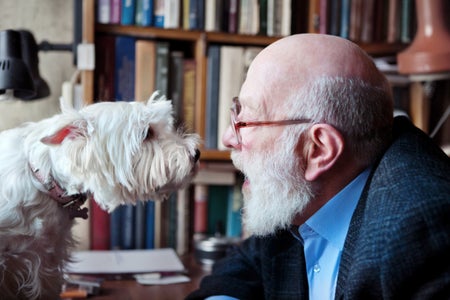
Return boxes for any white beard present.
[231,133,314,236]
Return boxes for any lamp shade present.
[397,0,450,75]
[0,30,35,99]
[18,30,50,100]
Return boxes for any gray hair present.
[283,76,394,166]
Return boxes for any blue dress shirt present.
[207,168,371,300]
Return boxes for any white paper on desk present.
[65,248,185,274]
[134,274,191,285]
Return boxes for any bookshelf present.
[76,0,450,254]
[80,0,411,161]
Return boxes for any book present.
[339,0,351,38]
[207,185,230,236]
[238,0,259,35]
[142,0,154,26]
[349,0,363,41]
[329,0,342,36]
[154,0,165,28]
[205,0,217,31]
[182,0,191,30]
[318,0,328,34]
[360,0,376,43]
[227,0,239,33]
[164,0,181,29]
[145,200,156,249]
[169,51,185,125]
[182,59,197,133]
[258,0,268,35]
[290,0,309,34]
[110,206,122,249]
[154,42,170,98]
[89,199,110,250]
[135,0,153,26]
[307,0,321,34]
[280,0,291,36]
[387,0,401,43]
[400,0,414,43]
[204,45,220,149]
[134,39,156,102]
[189,0,204,30]
[97,0,111,24]
[114,35,136,101]
[121,0,136,25]
[226,177,243,238]
[134,201,146,249]
[193,184,208,235]
[176,188,190,255]
[242,47,262,78]
[121,204,135,249]
[217,46,244,150]
[94,35,116,101]
[110,0,122,24]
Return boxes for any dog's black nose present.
[194,149,201,162]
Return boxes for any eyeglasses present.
[230,97,313,144]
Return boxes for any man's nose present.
[221,125,238,149]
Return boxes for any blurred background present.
[0,0,76,131]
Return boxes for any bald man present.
[187,34,450,299]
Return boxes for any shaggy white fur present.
[0,92,200,299]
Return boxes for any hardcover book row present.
[97,0,294,37]
[87,165,244,255]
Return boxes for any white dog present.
[0,92,200,299]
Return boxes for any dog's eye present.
[144,127,154,141]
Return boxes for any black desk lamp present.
[0,29,50,101]
[0,30,35,99]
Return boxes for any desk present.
[88,254,209,300]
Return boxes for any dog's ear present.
[41,125,81,145]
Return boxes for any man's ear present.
[302,124,344,181]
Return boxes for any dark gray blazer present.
[187,117,450,300]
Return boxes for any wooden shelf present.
[199,149,231,161]
[85,2,412,163]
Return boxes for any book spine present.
[194,184,208,235]
[121,204,135,249]
[154,0,165,28]
[145,201,156,249]
[339,0,350,38]
[182,59,197,133]
[121,0,136,25]
[164,0,181,29]
[169,51,185,125]
[226,179,243,237]
[135,40,156,102]
[134,201,146,249]
[114,36,136,101]
[141,0,154,26]
[259,0,268,35]
[207,185,229,236]
[154,42,170,97]
[176,188,190,255]
[228,0,239,33]
[90,200,111,250]
[94,35,116,101]
[110,0,122,24]
[217,46,244,150]
[205,45,220,149]
[97,0,111,24]
[110,207,123,249]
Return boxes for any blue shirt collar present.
[304,167,371,250]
